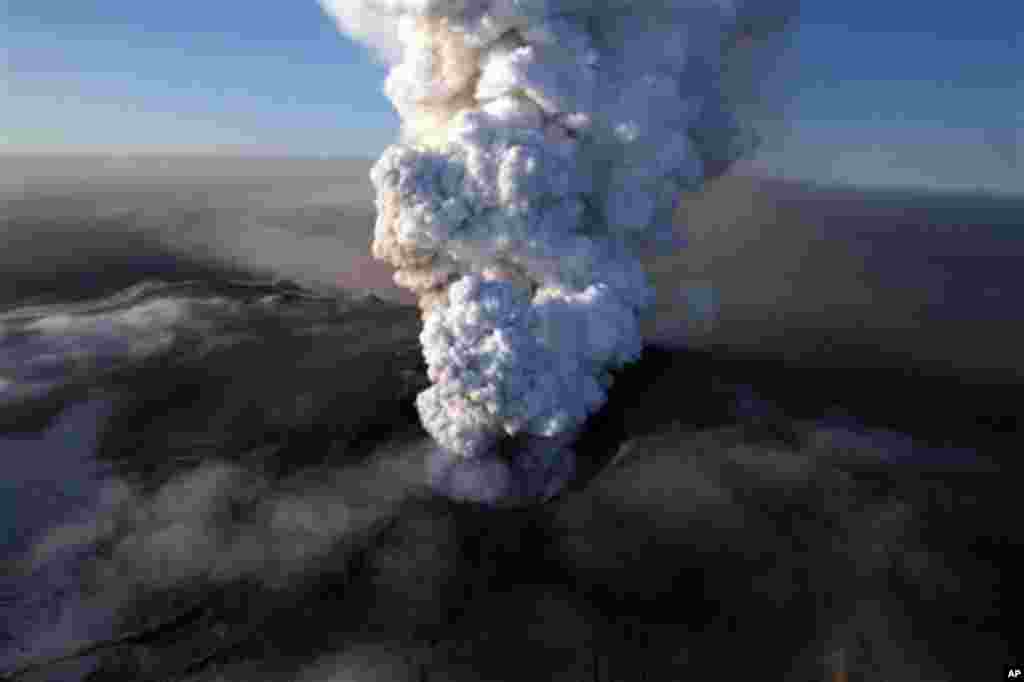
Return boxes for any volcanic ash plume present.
[321,0,791,486]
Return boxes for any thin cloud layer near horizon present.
[3,1,1021,195]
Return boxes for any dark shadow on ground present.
[1,282,1015,682]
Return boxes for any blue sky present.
[3,1,1021,194]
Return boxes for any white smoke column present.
[321,0,786,496]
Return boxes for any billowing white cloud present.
[320,0,792,498]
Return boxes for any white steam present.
[0,294,191,406]
[321,1,782,468]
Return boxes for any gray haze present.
[4,155,1023,378]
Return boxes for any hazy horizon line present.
[2,151,1021,201]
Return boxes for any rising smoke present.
[322,0,797,500]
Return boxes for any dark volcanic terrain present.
[1,156,1019,681]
